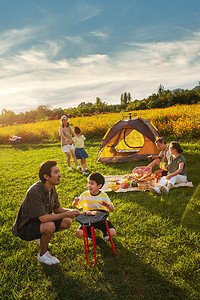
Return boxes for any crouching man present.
[12,160,80,266]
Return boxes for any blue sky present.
[0,0,200,113]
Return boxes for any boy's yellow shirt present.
[77,190,111,212]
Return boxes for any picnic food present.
[110,178,132,189]
[99,201,107,206]
[121,182,129,189]
[108,182,119,191]
[132,181,138,187]
[109,178,117,182]
[108,182,116,188]
[82,210,98,216]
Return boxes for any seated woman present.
[149,141,187,194]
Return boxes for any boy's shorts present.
[19,219,62,241]
[62,144,74,153]
[79,220,115,237]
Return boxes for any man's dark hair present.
[88,172,105,187]
[39,160,57,183]
[156,137,166,144]
[74,127,81,134]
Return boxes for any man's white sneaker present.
[68,167,72,170]
[37,251,60,265]
[160,186,169,194]
[46,251,60,264]
[76,165,81,169]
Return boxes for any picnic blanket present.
[101,174,193,193]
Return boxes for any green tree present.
[157,84,165,97]
[0,109,16,125]
[95,97,102,105]
[120,92,131,108]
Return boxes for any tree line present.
[0,85,200,126]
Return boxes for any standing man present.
[147,137,171,177]
[12,160,80,266]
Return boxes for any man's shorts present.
[19,219,62,241]
[79,220,115,237]
[61,144,74,153]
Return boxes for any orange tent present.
[97,117,160,163]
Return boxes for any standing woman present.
[150,141,187,194]
[59,115,80,170]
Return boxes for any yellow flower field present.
[0,103,199,143]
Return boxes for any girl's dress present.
[72,135,88,159]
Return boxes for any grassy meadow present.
[0,135,200,299]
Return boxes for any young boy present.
[72,172,116,240]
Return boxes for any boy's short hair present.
[74,126,81,134]
[88,172,105,187]
[39,160,57,183]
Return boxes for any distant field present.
[0,103,199,143]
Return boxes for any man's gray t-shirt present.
[12,181,60,237]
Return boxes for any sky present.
[0,0,200,113]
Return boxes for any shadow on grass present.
[113,187,199,235]
[97,238,191,300]
[41,263,112,300]
[41,237,191,300]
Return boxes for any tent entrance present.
[114,128,144,154]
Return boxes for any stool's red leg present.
[83,226,97,266]
[83,226,90,251]
[105,220,116,255]
[91,226,96,249]
[91,226,97,266]
[83,226,90,265]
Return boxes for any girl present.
[59,115,80,170]
[72,127,89,175]
[150,141,187,194]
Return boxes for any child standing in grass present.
[72,172,116,239]
[72,126,89,175]
[59,115,80,170]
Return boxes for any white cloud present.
[0,30,200,113]
[77,2,101,22]
[65,36,84,44]
[0,27,39,55]
[87,31,108,39]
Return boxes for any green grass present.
[0,140,200,299]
